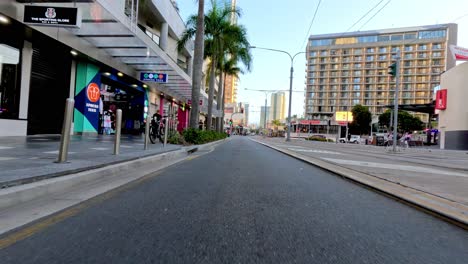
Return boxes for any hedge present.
[182,128,227,145]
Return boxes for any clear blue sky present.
[177,0,468,125]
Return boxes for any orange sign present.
[86,83,101,103]
[335,111,353,122]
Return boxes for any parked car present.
[339,135,361,143]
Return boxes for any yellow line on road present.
[0,170,163,250]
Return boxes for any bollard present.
[113,109,122,155]
[144,114,150,150]
[163,116,169,147]
[56,98,75,163]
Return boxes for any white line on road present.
[120,145,133,148]
[288,148,342,155]
[43,151,76,155]
[321,158,468,178]
[0,157,17,161]
[90,147,110,151]
[0,146,14,150]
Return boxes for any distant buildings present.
[260,106,270,128]
[305,23,457,122]
[270,92,286,122]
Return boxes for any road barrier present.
[56,98,74,163]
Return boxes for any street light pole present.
[250,46,305,142]
[392,50,401,152]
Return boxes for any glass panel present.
[0,44,20,119]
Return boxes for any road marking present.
[288,148,342,155]
[0,146,14,150]
[43,151,76,154]
[0,157,17,161]
[120,145,133,148]
[90,147,109,151]
[276,144,305,148]
[29,157,39,160]
[321,158,468,178]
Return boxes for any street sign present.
[140,72,168,83]
[24,6,81,28]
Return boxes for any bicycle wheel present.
[158,126,165,143]
[149,126,157,144]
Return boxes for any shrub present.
[182,128,227,145]
[305,136,329,142]
[167,131,188,145]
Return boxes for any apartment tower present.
[305,24,457,122]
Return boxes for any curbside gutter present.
[251,138,468,229]
[0,139,227,211]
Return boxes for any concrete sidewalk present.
[0,135,180,187]
[252,136,468,226]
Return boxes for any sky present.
[177,0,468,125]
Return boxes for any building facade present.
[270,92,286,122]
[0,0,219,136]
[260,106,270,128]
[305,24,457,122]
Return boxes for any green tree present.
[349,104,372,135]
[177,0,205,129]
[272,119,281,131]
[378,110,424,132]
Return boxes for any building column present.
[186,55,193,77]
[160,22,168,51]
[19,40,32,120]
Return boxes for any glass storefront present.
[0,44,20,119]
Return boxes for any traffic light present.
[388,62,397,76]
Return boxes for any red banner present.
[435,89,447,110]
[450,45,468,61]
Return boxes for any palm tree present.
[177,0,204,129]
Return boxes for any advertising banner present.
[435,89,447,110]
[449,45,468,61]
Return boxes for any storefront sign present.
[140,72,168,83]
[449,45,468,61]
[299,120,324,125]
[85,83,100,113]
[335,111,353,122]
[24,6,81,28]
[435,89,447,110]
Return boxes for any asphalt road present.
[1,137,467,263]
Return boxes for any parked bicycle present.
[149,114,166,144]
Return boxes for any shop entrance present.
[99,78,144,135]
[27,37,71,135]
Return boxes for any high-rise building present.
[305,24,457,122]
[224,0,239,105]
[244,103,249,126]
[270,92,286,122]
[260,106,270,128]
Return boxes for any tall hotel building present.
[305,24,457,122]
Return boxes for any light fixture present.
[131,84,138,87]
[160,93,164,96]
[70,50,78,56]
[142,84,148,88]
[102,72,111,76]
[117,72,124,77]
[0,15,9,24]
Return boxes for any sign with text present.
[335,111,353,122]
[449,45,468,61]
[24,6,81,28]
[435,89,447,110]
[140,72,168,83]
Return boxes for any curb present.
[0,139,227,211]
[251,138,468,229]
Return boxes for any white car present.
[339,135,361,144]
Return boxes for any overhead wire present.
[357,0,393,31]
[344,0,386,33]
[300,0,323,51]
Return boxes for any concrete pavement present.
[252,136,468,226]
[0,134,180,187]
[1,137,467,263]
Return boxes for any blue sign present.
[140,72,168,83]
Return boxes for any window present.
[404,33,417,40]
[341,85,348,91]
[403,84,412,90]
[341,92,348,98]
[378,35,390,42]
[308,65,316,71]
[311,39,333,46]
[329,92,337,98]
[330,50,338,56]
[354,49,363,55]
[391,34,403,41]
[354,56,362,61]
[0,44,20,119]
[330,85,338,91]
[366,48,375,53]
[353,70,361,76]
[353,85,360,91]
[353,99,360,105]
[418,53,428,59]
[320,50,328,56]
[343,49,351,55]
[418,30,446,39]
[365,62,373,68]
[404,45,414,51]
[341,78,349,83]
[391,46,398,52]
[357,36,378,43]
[353,78,361,83]
[433,43,443,50]
[354,63,362,69]
[331,64,338,70]
[365,77,372,83]
[418,44,427,50]
[404,61,412,67]
[379,47,387,53]
[310,51,317,56]
[366,55,374,61]
[320,65,327,70]
[378,55,387,60]
[432,59,442,66]
[433,51,442,57]
[343,64,350,69]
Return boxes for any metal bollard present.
[163,116,169,147]
[113,109,122,155]
[56,98,75,163]
[144,114,150,150]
